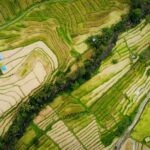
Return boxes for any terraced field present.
[0,41,58,136]
[15,20,150,149]
[0,0,42,25]
[0,0,130,138]
[0,0,129,60]
[131,102,150,148]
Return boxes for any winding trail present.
[114,92,150,150]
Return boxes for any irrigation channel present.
[114,93,150,150]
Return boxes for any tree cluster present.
[101,115,132,146]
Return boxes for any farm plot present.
[120,138,150,150]
[0,19,72,70]
[72,21,150,106]
[34,105,59,131]
[78,22,150,137]
[120,138,135,150]
[15,125,59,150]
[0,0,130,140]
[25,0,129,54]
[131,102,150,148]
[0,0,130,57]
[49,95,104,149]
[47,120,84,150]
[15,20,150,149]
[0,41,58,136]
[0,0,45,25]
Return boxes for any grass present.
[50,94,86,119]
[15,126,59,150]
[131,102,150,147]
[15,126,37,147]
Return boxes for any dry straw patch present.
[0,41,58,135]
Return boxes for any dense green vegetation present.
[101,107,140,146]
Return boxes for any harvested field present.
[47,120,84,150]
[0,41,58,136]
[120,138,134,150]
[34,106,59,131]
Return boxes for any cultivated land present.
[0,0,130,137]
[131,102,150,148]
[0,41,58,136]
[0,0,150,149]
[15,21,150,149]
[120,138,150,150]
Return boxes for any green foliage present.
[145,14,150,23]
[101,115,132,146]
[101,132,115,147]
[0,69,3,76]
[115,116,132,136]
[86,28,113,49]
[130,8,142,23]
[130,0,150,22]
[112,59,118,64]
[146,69,150,76]
[139,46,150,64]
[131,0,142,8]
[101,28,113,45]
[0,137,4,149]
[71,81,80,89]
[86,35,102,49]
[70,49,80,58]
[57,27,72,45]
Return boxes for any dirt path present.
[114,93,150,150]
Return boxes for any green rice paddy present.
[14,20,150,149]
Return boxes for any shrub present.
[86,35,102,49]
[101,28,113,45]
[112,59,118,64]
[146,69,150,76]
[130,8,142,23]
[101,132,115,147]
[115,116,132,136]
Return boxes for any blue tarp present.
[1,66,7,71]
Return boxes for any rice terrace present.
[0,0,149,150]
